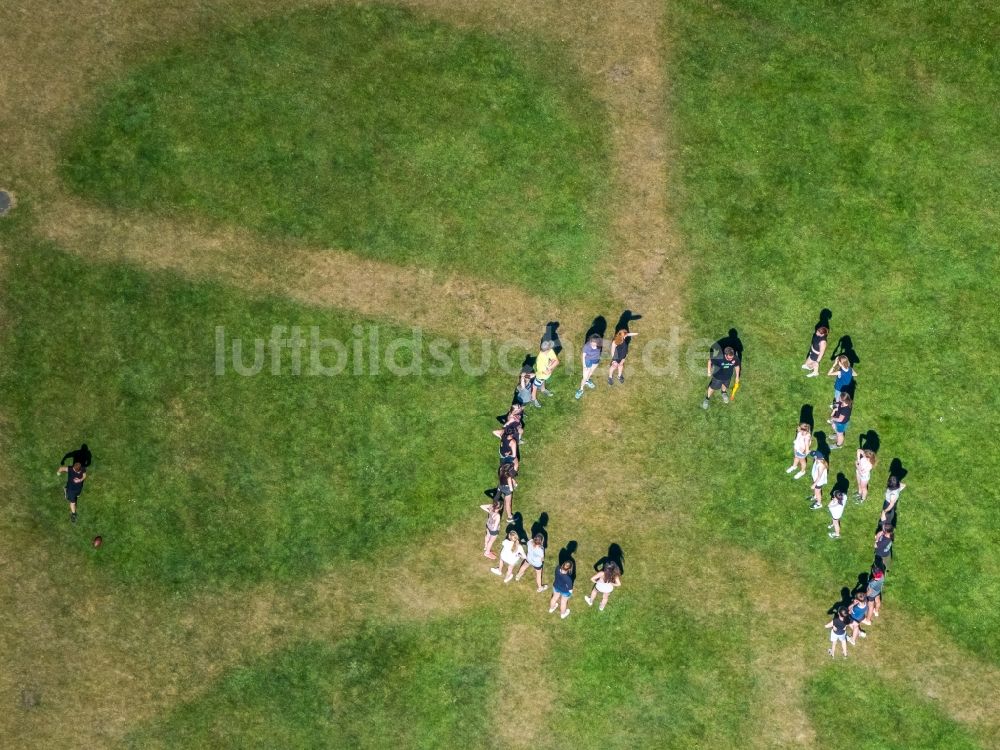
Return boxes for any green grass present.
[805,663,979,749]
[61,4,611,300]
[666,0,1000,661]
[0,215,577,587]
[126,613,501,749]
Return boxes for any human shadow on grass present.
[860,430,881,453]
[530,512,550,548]
[584,315,608,343]
[60,443,92,468]
[542,322,562,355]
[827,572,872,615]
[814,430,832,459]
[558,540,578,582]
[506,512,528,545]
[830,334,860,365]
[592,543,625,575]
[710,327,744,360]
[889,457,908,481]
[832,472,850,496]
[800,404,815,431]
[613,310,642,334]
[815,308,833,331]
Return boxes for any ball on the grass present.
[92,536,103,548]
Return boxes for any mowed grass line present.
[61,4,612,300]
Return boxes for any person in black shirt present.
[702,346,740,409]
[825,606,850,658]
[827,393,853,449]
[801,325,828,377]
[60,443,92,469]
[607,328,639,385]
[56,462,87,523]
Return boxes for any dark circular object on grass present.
[0,189,14,217]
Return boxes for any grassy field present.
[1,0,998,748]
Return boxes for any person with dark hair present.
[584,561,621,611]
[874,525,894,571]
[495,462,518,523]
[56,462,86,523]
[548,560,575,619]
[498,423,519,474]
[825,606,851,658]
[828,393,853,450]
[60,443,92,469]
[702,346,740,410]
[809,452,829,510]
[863,569,885,622]
[608,328,639,385]
[881,476,905,528]
[802,325,829,377]
[515,533,548,592]
[480,499,503,560]
[575,333,603,400]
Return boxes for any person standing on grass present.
[498,423,519,473]
[855,449,876,503]
[57,462,86,524]
[584,561,621,611]
[809,452,828,510]
[608,329,638,385]
[825,606,850,658]
[575,334,603,400]
[515,533,548,592]
[531,341,559,406]
[863,569,884,622]
[495,462,518,523]
[881,476,905,529]
[828,393,853,450]
[874,525,894,571]
[787,423,813,478]
[827,355,855,407]
[492,530,526,582]
[702,346,740,410]
[481,499,503,559]
[802,325,829,377]
[493,403,524,441]
[848,591,869,643]
[827,489,846,539]
[514,370,535,407]
[548,560,575,619]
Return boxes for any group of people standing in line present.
[479,321,638,619]
[786,316,905,658]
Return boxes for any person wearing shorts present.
[702,346,740,410]
[492,530,525,582]
[531,341,560,407]
[787,423,813,478]
[575,334,603,400]
[802,325,828,377]
[608,329,638,385]
[498,423,519,472]
[584,561,621,611]
[873,525,894,571]
[825,607,850,658]
[809,452,828,510]
[848,591,869,643]
[514,371,534,407]
[827,489,846,539]
[57,462,86,523]
[480,499,503,559]
[855,449,876,503]
[828,393,852,449]
[495,462,518,522]
[864,569,884,621]
[515,533,547,592]
[880,476,905,530]
[548,560,574,619]
[827,355,856,407]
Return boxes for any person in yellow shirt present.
[531,340,560,407]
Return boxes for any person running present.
[802,325,829,377]
[515,533,548,592]
[855,449,876,503]
[827,355,856,407]
[514,371,535,407]
[863,569,884,622]
[874,525,894,571]
[825,606,850,658]
[575,334,603,400]
[848,591,869,643]
[481,499,503,559]
[495,462,518,523]
[828,393,853,450]
[787,423,813,478]
[827,489,846,539]
[531,341,560,406]
[56,462,87,523]
[492,530,526,582]
[881,476,905,529]
[702,346,741,410]
[584,561,621,611]
[809,452,828,510]
[548,560,575,619]
[607,329,638,385]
